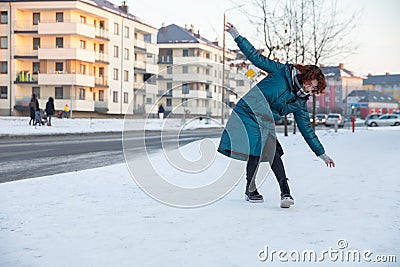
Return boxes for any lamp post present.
[221,5,244,125]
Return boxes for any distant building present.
[156,24,251,117]
[363,73,400,102]
[310,63,365,115]
[0,0,158,116]
[344,90,398,118]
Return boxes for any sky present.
[114,0,400,76]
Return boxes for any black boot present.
[245,186,264,203]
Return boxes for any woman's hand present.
[319,153,335,168]
[225,22,240,39]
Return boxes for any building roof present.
[157,24,222,50]
[321,65,365,79]
[347,90,398,103]
[4,0,157,30]
[363,74,400,86]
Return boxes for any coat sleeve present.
[235,36,284,74]
[293,106,325,156]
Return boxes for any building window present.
[80,15,86,24]
[182,84,189,94]
[80,64,86,74]
[113,68,119,80]
[124,48,129,60]
[79,88,85,100]
[99,90,104,101]
[124,26,129,38]
[80,40,86,49]
[183,66,188,73]
[33,13,40,25]
[166,98,172,106]
[0,61,7,74]
[32,87,40,98]
[55,87,63,99]
[55,62,63,72]
[114,45,119,58]
[167,82,172,90]
[33,37,40,50]
[146,97,152,104]
[124,92,128,103]
[56,37,63,48]
[144,34,152,43]
[182,98,188,106]
[113,91,118,103]
[0,86,7,99]
[236,80,244,86]
[0,37,7,49]
[114,23,119,35]
[32,62,40,74]
[167,66,172,74]
[183,49,189,57]
[0,11,7,24]
[56,12,63,22]
[124,70,129,82]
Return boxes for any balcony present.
[38,73,95,87]
[94,101,109,113]
[95,76,108,88]
[14,46,38,58]
[146,63,158,74]
[95,28,109,40]
[173,90,207,99]
[14,72,38,84]
[39,48,95,62]
[173,73,212,83]
[173,56,214,66]
[38,20,95,38]
[95,52,109,63]
[158,55,173,64]
[14,20,38,32]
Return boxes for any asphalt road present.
[0,129,223,183]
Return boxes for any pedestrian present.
[45,97,55,126]
[29,94,39,126]
[158,104,165,120]
[63,104,69,118]
[218,22,335,208]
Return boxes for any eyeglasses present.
[303,83,319,94]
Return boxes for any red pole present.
[352,114,355,133]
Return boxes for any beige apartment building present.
[0,0,158,116]
[156,24,251,118]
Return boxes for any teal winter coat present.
[217,36,325,162]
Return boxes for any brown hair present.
[294,64,327,93]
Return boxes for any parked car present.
[364,113,382,125]
[275,115,293,125]
[314,114,328,125]
[325,113,345,127]
[366,114,400,127]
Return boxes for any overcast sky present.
[116,0,400,75]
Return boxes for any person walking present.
[218,22,335,208]
[29,94,39,126]
[45,97,55,126]
[158,104,165,120]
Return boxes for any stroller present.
[35,109,47,126]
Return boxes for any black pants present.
[246,142,291,196]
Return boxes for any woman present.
[218,23,335,208]
[45,97,55,126]
[29,94,39,126]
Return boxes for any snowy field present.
[0,126,399,266]
[0,116,222,136]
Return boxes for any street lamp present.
[221,4,244,125]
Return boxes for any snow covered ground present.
[1,126,399,266]
[0,116,222,136]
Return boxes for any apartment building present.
[310,63,365,115]
[0,0,158,116]
[156,24,250,118]
[363,73,400,102]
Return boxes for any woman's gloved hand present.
[225,22,240,40]
[319,153,335,168]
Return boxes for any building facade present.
[156,24,250,118]
[363,73,400,102]
[309,64,365,115]
[0,0,158,116]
